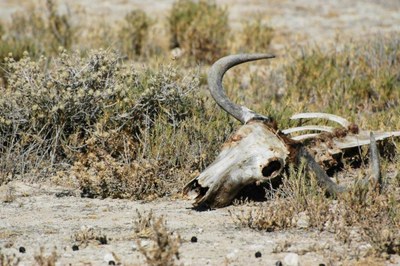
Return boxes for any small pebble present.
[97,236,108,245]
[191,236,198,243]
[104,253,115,263]
[275,261,283,266]
[19,247,26,253]
[108,261,115,265]
[284,253,299,266]
[255,251,262,258]
[72,245,79,251]
[226,249,238,260]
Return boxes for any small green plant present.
[168,0,229,63]
[117,10,152,58]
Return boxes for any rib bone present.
[282,125,334,135]
[290,112,350,128]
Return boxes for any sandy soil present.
[1,182,345,265]
[1,0,400,265]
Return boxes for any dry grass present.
[72,226,108,248]
[0,252,20,266]
[34,247,59,266]
[134,210,181,266]
[231,160,400,259]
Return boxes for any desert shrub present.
[117,10,152,58]
[78,19,116,52]
[0,49,200,182]
[134,211,181,266]
[168,0,229,63]
[237,17,274,53]
[5,0,74,54]
[72,138,164,199]
[0,0,75,86]
[0,48,233,198]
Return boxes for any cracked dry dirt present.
[1,0,400,265]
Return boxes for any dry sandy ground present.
[1,0,400,265]
[1,182,348,265]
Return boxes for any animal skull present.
[183,54,400,208]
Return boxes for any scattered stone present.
[191,236,198,243]
[284,253,299,266]
[226,249,239,260]
[104,253,115,263]
[255,251,262,258]
[19,246,26,253]
[275,261,283,266]
[72,245,79,251]
[139,239,151,248]
[55,190,76,198]
[97,235,108,245]
[132,243,138,251]
[293,211,310,229]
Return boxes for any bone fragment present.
[290,113,350,128]
[369,132,382,191]
[290,133,320,141]
[282,125,334,135]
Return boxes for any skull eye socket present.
[262,159,282,178]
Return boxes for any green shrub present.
[168,0,229,63]
[117,10,152,58]
[0,0,75,86]
[5,0,74,54]
[237,17,274,53]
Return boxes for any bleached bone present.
[183,54,400,209]
[290,112,351,128]
[291,133,320,141]
[282,125,334,135]
[369,132,381,190]
[184,121,289,208]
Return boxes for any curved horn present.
[208,54,275,124]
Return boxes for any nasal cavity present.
[262,159,282,178]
